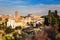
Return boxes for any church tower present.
[15,11,18,17]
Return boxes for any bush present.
[15,26,21,30]
[5,27,14,34]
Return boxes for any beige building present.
[0,11,44,30]
[0,15,9,24]
[30,14,44,24]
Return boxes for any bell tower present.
[15,11,18,17]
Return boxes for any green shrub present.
[5,27,14,34]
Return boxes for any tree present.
[15,26,21,30]
[5,18,8,25]
[0,18,8,30]
[54,10,58,17]
[41,16,49,26]
[43,10,59,26]
[48,10,51,15]
[5,27,14,34]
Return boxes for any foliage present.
[42,10,59,26]
[0,18,8,30]
[15,26,21,30]
[5,27,14,34]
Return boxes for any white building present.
[7,14,44,29]
[7,18,30,29]
[7,19,16,28]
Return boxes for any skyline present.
[0,0,60,16]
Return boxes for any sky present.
[0,0,60,16]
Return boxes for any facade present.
[7,19,16,28]
[30,14,44,24]
[0,11,44,29]
[7,14,44,29]
[0,15,9,24]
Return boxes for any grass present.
[0,36,2,40]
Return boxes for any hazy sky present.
[0,0,60,16]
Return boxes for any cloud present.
[0,0,60,16]
[0,4,60,16]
